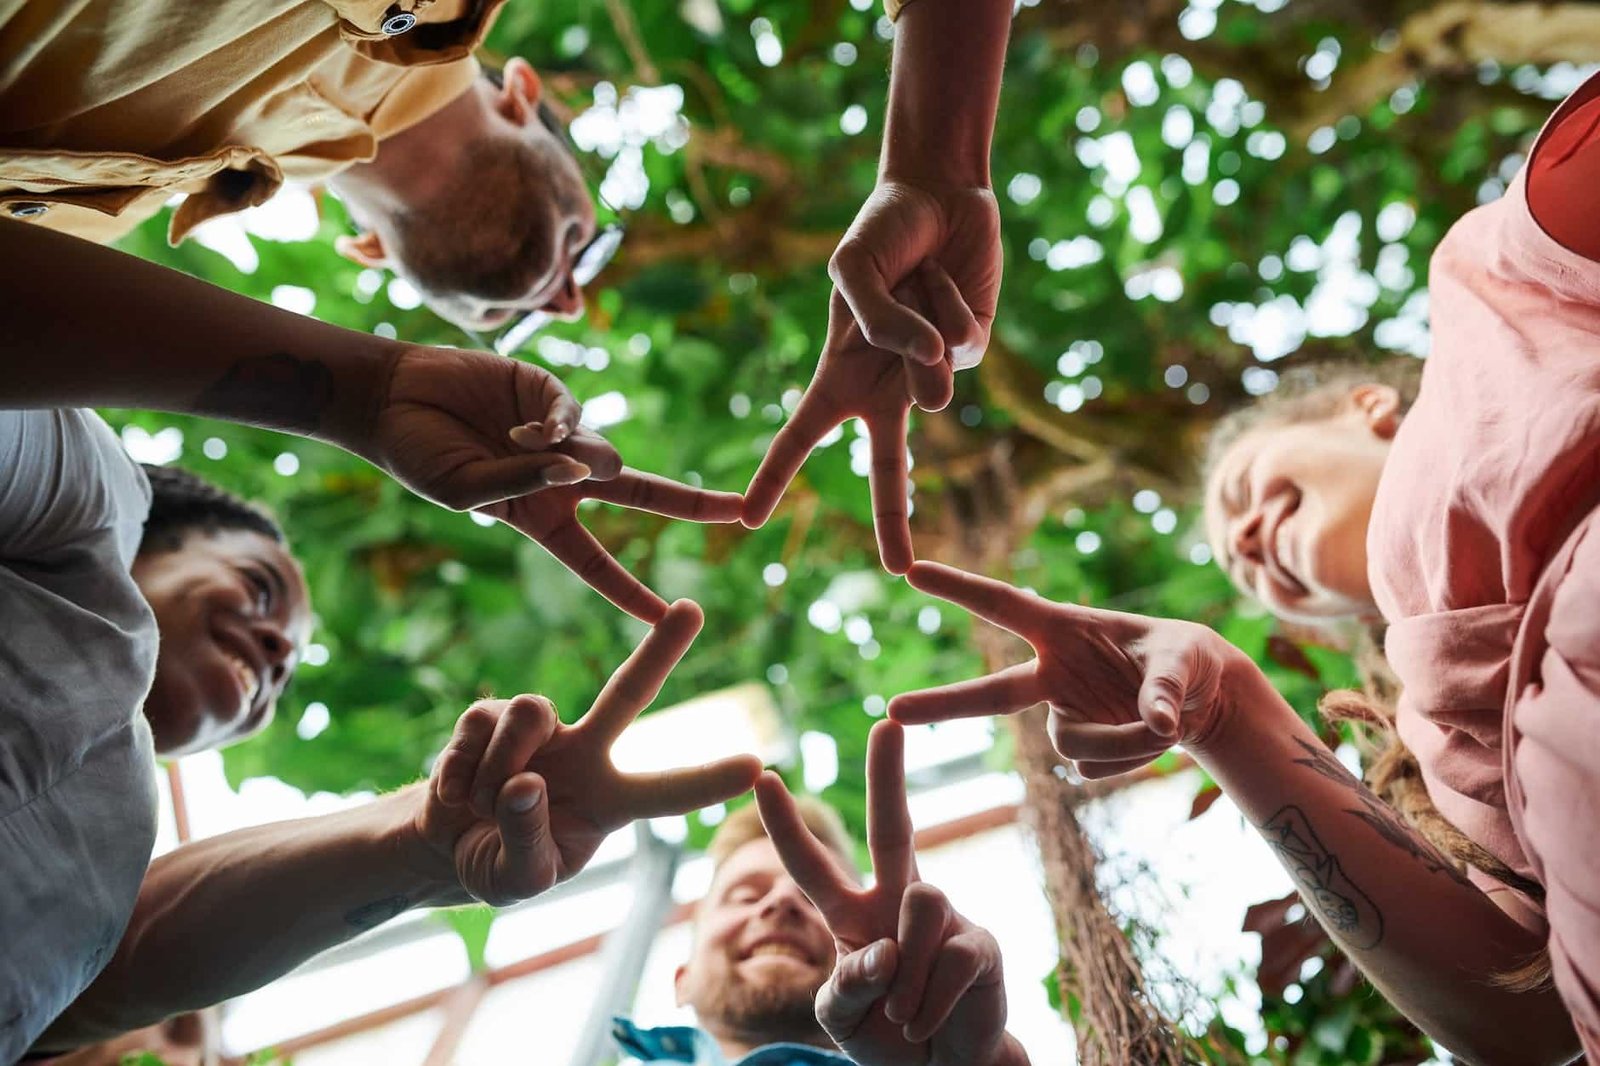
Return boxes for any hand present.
[481,453,743,623]
[412,600,763,906]
[756,721,1017,1066]
[367,346,742,623]
[742,270,970,575]
[889,562,1251,779]
[830,181,1001,372]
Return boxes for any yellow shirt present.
[0,0,504,245]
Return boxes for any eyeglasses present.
[491,222,624,355]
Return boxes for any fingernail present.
[549,464,590,486]
[510,787,542,813]
[864,942,888,978]
[551,421,572,443]
[1152,698,1177,735]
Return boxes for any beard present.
[686,959,831,1047]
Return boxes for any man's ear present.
[334,231,391,269]
[1347,383,1402,440]
[673,963,690,1007]
[497,57,544,127]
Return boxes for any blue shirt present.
[612,1017,854,1066]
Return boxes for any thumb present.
[1136,647,1189,738]
[490,771,557,904]
[816,940,899,1042]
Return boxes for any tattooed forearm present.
[1260,805,1384,949]
[344,894,410,931]
[1290,738,1471,887]
[193,352,334,433]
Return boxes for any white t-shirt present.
[0,409,159,1061]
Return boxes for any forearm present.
[0,219,395,453]
[36,786,457,1050]
[881,0,1011,187]
[1194,664,1579,1066]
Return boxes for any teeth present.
[223,652,260,704]
[748,944,809,963]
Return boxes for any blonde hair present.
[1203,358,1425,485]
[707,797,857,874]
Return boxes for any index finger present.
[754,771,860,920]
[580,599,704,744]
[867,408,914,575]
[742,390,842,529]
[904,561,1054,639]
[865,721,916,896]
[533,512,669,623]
[584,468,744,524]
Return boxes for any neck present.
[703,1019,836,1061]
[330,80,484,216]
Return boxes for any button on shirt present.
[612,1018,854,1066]
[0,0,505,246]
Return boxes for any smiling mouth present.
[1266,491,1309,597]
[218,646,261,709]
[741,942,815,965]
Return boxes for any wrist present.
[316,340,403,461]
[1187,645,1292,765]
[382,784,473,910]
[991,1033,1030,1066]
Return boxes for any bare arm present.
[889,562,1582,1066]
[32,788,448,1049]
[1198,663,1579,1066]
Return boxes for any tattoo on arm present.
[193,353,334,434]
[1261,805,1384,950]
[344,895,410,932]
[1290,738,1471,887]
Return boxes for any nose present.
[252,621,295,688]
[760,880,813,921]
[540,271,585,318]
[1231,508,1265,568]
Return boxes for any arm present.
[1,220,745,622]
[890,562,1582,1066]
[828,0,1008,367]
[34,786,451,1049]
[37,602,761,1050]
[1197,663,1579,1066]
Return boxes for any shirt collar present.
[610,1018,854,1066]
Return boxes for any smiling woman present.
[1201,358,1423,624]
[131,464,314,757]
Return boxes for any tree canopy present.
[107,0,1600,1060]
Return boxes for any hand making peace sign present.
[888,562,1251,779]
[755,722,1026,1066]
[412,600,763,906]
[742,265,975,575]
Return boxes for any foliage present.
[106,0,1589,1057]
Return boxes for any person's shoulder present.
[0,409,149,562]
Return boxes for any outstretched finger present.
[742,391,843,529]
[888,662,1043,725]
[620,753,764,819]
[919,260,985,368]
[754,771,859,919]
[831,246,943,365]
[904,561,1055,640]
[867,410,914,575]
[581,599,704,745]
[532,512,669,623]
[445,453,594,508]
[584,469,744,524]
[866,721,917,895]
[1074,755,1164,781]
